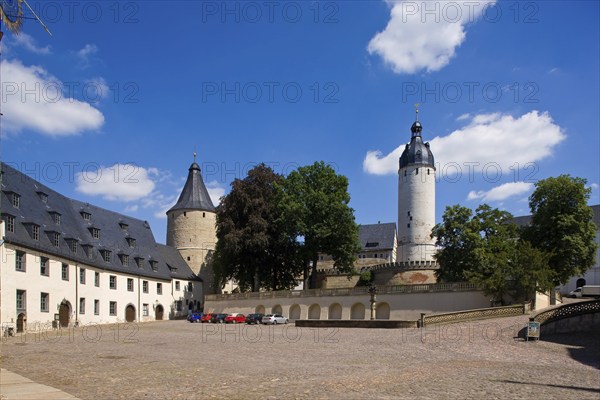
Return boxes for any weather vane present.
[193,145,197,163]
[414,103,420,120]
[0,0,52,41]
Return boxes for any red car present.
[224,313,246,324]
[201,313,216,323]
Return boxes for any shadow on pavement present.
[498,380,600,394]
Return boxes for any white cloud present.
[363,110,566,176]
[456,113,471,121]
[77,44,98,68]
[367,1,494,74]
[11,33,52,55]
[588,183,598,190]
[76,164,157,202]
[467,181,533,202]
[1,59,104,136]
[84,77,110,101]
[206,181,225,206]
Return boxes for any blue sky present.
[1,0,599,244]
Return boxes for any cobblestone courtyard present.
[1,315,598,399]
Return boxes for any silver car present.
[261,314,288,324]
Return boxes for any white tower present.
[397,110,436,263]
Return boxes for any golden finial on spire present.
[414,103,420,121]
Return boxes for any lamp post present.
[368,285,377,320]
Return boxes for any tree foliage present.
[213,164,302,292]
[522,175,597,285]
[279,161,361,289]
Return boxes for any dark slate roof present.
[513,204,600,228]
[168,162,215,213]
[358,223,397,251]
[1,162,197,281]
[399,120,435,169]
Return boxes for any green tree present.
[213,164,302,292]
[508,240,553,303]
[523,175,598,285]
[279,161,361,289]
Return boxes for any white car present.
[261,314,288,325]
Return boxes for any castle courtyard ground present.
[0,315,598,399]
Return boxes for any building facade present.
[0,161,207,333]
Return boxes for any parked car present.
[245,313,264,324]
[224,313,246,324]
[211,313,228,323]
[201,313,216,323]
[261,314,288,325]
[187,312,203,323]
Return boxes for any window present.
[80,268,86,284]
[16,251,26,271]
[5,215,15,233]
[69,240,78,254]
[415,168,419,175]
[40,257,49,276]
[94,300,100,315]
[427,169,430,175]
[142,304,149,317]
[90,228,100,239]
[17,290,26,310]
[79,298,85,314]
[135,257,144,269]
[62,263,69,281]
[126,237,136,248]
[32,224,40,241]
[40,292,49,312]
[150,260,158,272]
[175,281,180,291]
[188,282,193,292]
[127,278,134,292]
[119,222,128,232]
[94,272,100,287]
[142,280,148,293]
[176,301,182,311]
[12,193,20,208]
[202,212,206,218]
[119,254,129,266]
[82,245,93,259]
[407,224,410,228]
[39,192,48,203]
[157,283,162,295]
[109,301,117,316]
[53,213,61,225]
[110,275,117,289]
[52,232,60,247]
[101,250,111,263]
[81,211,91,221]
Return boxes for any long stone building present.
[0,159,216,333]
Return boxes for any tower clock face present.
[1,0,20,23]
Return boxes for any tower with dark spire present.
[397,107,436,263]
[166,154,217,294]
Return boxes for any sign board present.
[526,321,541,341]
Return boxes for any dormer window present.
[12,193,20,208]
[30,224,40,241]
[168,265,178,273]
[89,227,100,239]
[100,250,111,263]
[126,237,136,248]
[52,232,60,247]
[38,192,48,203]
[82,244,93,259]
[2,214,15,233]
[81,211,91,221]
[68,239,78,254]
[119,222,128,232]
[135,257,144,269]
[150,260,158,272]
[119,254,129,266]
[50,212,61,225]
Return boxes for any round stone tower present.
[166,157,217,293]
[397,112,436,263]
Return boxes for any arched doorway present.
[155,304,164,320]
[255,305,265,314]
[308,304,321,319]
[59,301,71,327]
[576,278,586,288]
[289,304,301,320]
[351,303,365,320]
[125,305,136,322]
[376,302,390,320]
[272,304,283,315]
[328,303,342,320]
[16,313,26,333]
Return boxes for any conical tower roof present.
[168,161,215,213]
